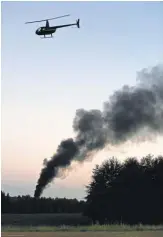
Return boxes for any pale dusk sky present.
[1,1,163,200]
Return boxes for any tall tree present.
[84,154,163,225]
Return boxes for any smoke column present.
[34,64,163,198]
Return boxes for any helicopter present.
[25,14,80,38]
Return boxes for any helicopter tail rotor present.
[76,19,80,28]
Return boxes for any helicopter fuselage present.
[35,27,56,36]
[35,21,79,37]
[25,15,80,38]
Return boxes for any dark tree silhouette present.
[1,192,85,214]
[84,154,163,225]
[1,191,11,213]
[2,154,163,226]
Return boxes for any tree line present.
[2,154,163,225]
[84,154,163,225]
[1,192,85,214]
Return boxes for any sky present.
[1,1,163,200]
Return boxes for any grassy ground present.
[1,231,163,237]
[2,214,163,237]
[2,224,163,232]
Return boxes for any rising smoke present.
[34,64,163,198]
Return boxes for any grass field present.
[2,214,163,237]
[2,224,163,232]
[2,225,163,237]
[1,232,163,237]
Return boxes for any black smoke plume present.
[34,64,163,198]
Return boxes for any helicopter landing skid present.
[40,36,53,39]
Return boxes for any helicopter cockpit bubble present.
[35,27,42,35]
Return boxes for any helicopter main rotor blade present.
[25,14,70,24]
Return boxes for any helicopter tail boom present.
[50,19,80,30]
